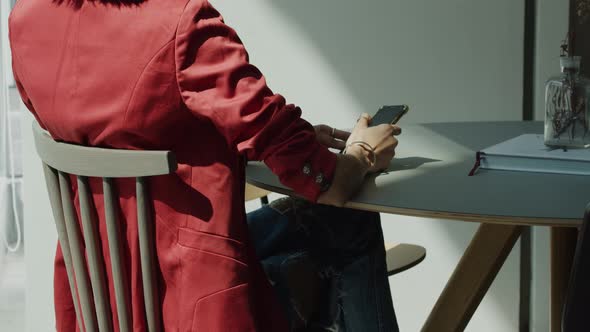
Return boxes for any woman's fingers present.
[354,113,370,130]
[330,137,347,150]
[332,128,351,141]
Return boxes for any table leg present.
[550,227,577,332]
[422,224,523,332]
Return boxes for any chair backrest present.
[32,121,177,332]
[562,203,590,332]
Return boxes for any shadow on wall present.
[266,0,523,124]
[263,1,523,329]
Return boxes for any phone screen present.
[370,105,409,127]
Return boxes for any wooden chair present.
[385,242,426,276]
[33,121,177,332]
[562,203,590,332]
[243,183,427,276]
[244,183,271,205]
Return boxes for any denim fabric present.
[247,197,399,332]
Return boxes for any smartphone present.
[370,105,409,127]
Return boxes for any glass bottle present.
[544,56,590,147]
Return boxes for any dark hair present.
[53,0,146,8]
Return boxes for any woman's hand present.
[314,124,351,150]
[345,113,401,173]
[317,114,401,207]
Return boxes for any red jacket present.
[9,1,337,331]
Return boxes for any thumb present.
[355,113,370,130]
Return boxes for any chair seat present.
[245,183,271,202]
[385,243,426,276]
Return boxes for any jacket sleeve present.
[175,0,336,202]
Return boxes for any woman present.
[10,0,400,330]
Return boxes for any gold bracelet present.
[343,141,376,166]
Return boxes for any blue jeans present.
[247,197,399,332]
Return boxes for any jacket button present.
[315,172,324,184]
[315,172,330,192]
[302,163,312,175]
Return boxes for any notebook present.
[468,134,590,176]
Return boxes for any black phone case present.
[370,105,408,127]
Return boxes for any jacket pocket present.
[176,228,252,331]
[191,283,256,332]
[177,227,248,266]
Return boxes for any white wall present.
[214,0,524,127]
[18,0,566,331]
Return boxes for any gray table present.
[246,121,590,332]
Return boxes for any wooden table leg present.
[550,227,577,332]
[422,224,523,332]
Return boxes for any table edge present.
[246,178,581,228]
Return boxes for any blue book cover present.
[469,134,590,176]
